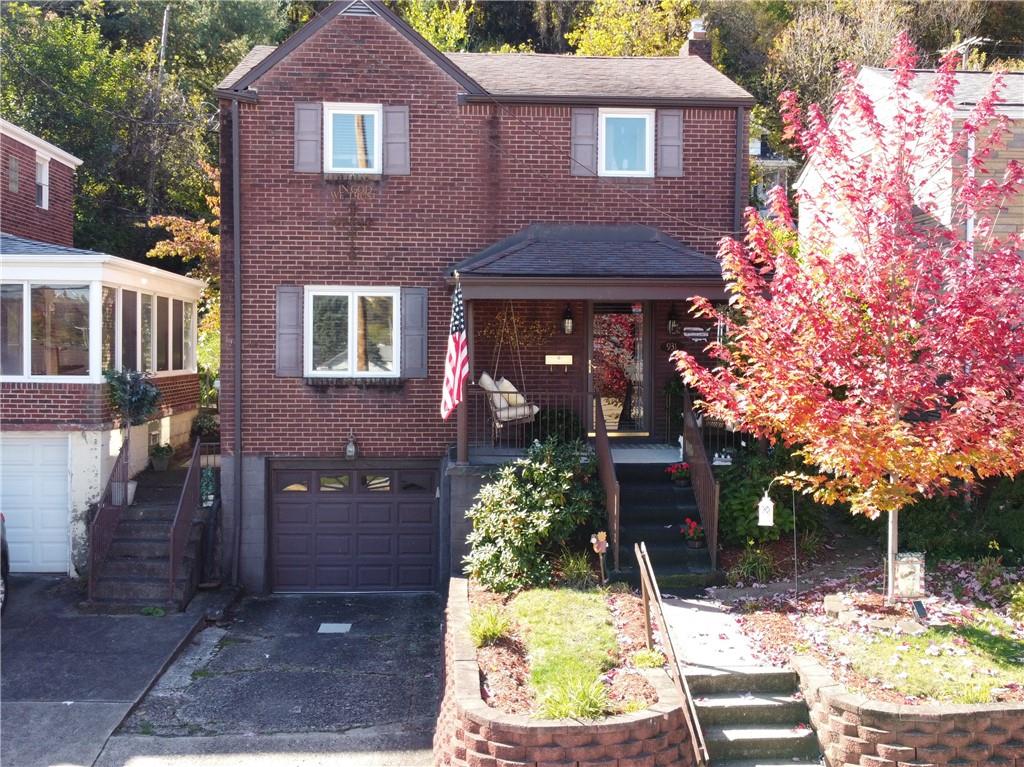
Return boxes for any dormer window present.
[323,103,382,174]
[598,108,655,178]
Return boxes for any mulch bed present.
[718,526,839,584]
[468,582,658,716]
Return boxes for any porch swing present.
[476,303,540,440]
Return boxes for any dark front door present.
[270,464,438,592]
[591,302,648,435]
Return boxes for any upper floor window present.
[35,158,49,208]
[323,103,382,174]
[305,286,399,378]
[8,156,19,194]
[599,108,655,178]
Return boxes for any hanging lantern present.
[757,491,774,526]
[345,429,358,461]
[667,303,681,335]
[562,304,574,335]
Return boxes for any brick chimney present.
[680,17,712,64]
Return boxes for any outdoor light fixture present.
[345,429,357,461]
[667,304,681,335]
[562,304,574,335]
[757,491,774,526]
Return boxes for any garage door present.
[270,464,438,592]
[0,434,70,572]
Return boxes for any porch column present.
[456,298,473,466]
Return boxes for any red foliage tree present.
[673,35,1024,598]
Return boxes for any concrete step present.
[114,519,172,539]
[694,692,809,726]
[620,483,696,505]
[108,538,170,559]
[686,668,799,696]
[100,557,171,579]
[121,503,178,522]
[621,541,712,572]
[615,464,677,482]
[91,575,185,603]
[704,724,820,761]
[711,760,822,767]
[620,523,691,546]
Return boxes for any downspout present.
[733,106,746,234]
[230,96,243,586]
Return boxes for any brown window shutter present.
[400,287,428,378]
[570,107,598,177]
[276,285,303,377]
[382,105,411,175]
[656,109,683,177]
[294,103,322,173]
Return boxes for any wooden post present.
[641,577,653,650]
[456,398,468,465]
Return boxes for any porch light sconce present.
[562,304,574,335]
[345,429,357,461]
[667,304,681,336]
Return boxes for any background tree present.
[673,36,1024,600]
[567,0,698,56]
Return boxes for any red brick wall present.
[0,133,75,247]
[0,374,199,431]
[220,12,747,459]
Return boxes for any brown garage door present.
[270,464,438,592]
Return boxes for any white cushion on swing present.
[476,372,508,410]
[493,403,540,423]
[496,377,526,406]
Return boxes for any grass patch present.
[841,610,1024,703]
[190,668,213,680]
[140,606,166,617]
[510,588,618,719]
[631,649,665,669]
[469,606,512,648]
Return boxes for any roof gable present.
[215,1,484,97]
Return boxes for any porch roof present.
[449,224,725,300]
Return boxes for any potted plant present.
[665,462,691,487]
[681,518,705,548]
[150,443,174,472]
[104,370,162,506]
[200,466,217,507]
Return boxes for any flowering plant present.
[681,518,704,541]
[665,462,690,481]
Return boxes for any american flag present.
[440,285,469,420]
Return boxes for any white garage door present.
[0,434,70,572]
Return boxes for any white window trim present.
[0,281,198,383]
[35,155,49,209]
[304,285,401,379]
[598,108,656,178]
[322,103,383,175]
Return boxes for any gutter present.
[734,106,746,233]
[230,97,243,587]
[458,93,756,108]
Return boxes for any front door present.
[591,302,648,435]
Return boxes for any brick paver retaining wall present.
[793,655,1024,766]
[435,578,697,767]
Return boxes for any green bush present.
[726,544,777,586]
[1009,583,1024,622]
[716,447,824,547]
[464,439,603,593]
[191,412,220,442]
[469,606,512,647]
[538,674,608,719]
[104,369,161,426]
[631,649,665,668]
[534,407,585,443]
[555,548,596,589]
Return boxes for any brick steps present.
[704,724,820,760]
[695,692,809,725]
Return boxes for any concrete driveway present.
[96,592,443,767]
[0,574,209,767]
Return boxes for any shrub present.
[631,649,665,668]
[556,549,596,589]
[469,606,512,647]
[191,412,220,442]
[1009,583,1024,622]
[726,544,776,586]
[534,407,585,443]
[538,673,608,719]
[150,444,173,458]
[464,438,603,593]
[104,369,161,426]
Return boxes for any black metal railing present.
[465,385,593,451]
[88,438,131,601]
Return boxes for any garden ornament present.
[591,532,608,584]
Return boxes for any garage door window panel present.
[360,473,392,492]
[319,473,352,492]
[31,285,90,376]
[276,471,311,493]
[304,287,400,378]
[1,283,24,375]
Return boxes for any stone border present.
[434,578,696,767]
[792,654,1024,766]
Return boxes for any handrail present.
[88,436,131,601]
[636,542,708,766]
[168,440,203,601]
[682,388,720,571]
[592,390,621,571]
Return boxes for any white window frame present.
[323,103,383,175]
[35,156,49,209]
[304,286,401,379]
[598,108,656,178]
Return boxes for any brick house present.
[0,119,203,576]
[215,0,752,593]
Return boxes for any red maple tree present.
[673,35,1024,597]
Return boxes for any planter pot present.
[111,480,138,507]
[685,539,706,549]
[151,453,172,472]
[672,478,691,487]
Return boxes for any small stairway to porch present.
[89,468,204,609]
[614,462,718,592]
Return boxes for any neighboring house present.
[215,0,752,593]
[796,68,1024,242]
[0,120,203,577]
[749,124,797,214]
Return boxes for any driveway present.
[96,592,442,767]
[0,574,210,767]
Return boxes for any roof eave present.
[451,273,726,300]
[215,87,260,103]
[458,93,755,108]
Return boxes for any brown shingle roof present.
[445,52,753,103]
[217,45,277,91]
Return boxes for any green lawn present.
[510,588,619,718]
[841,610,1024,703]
